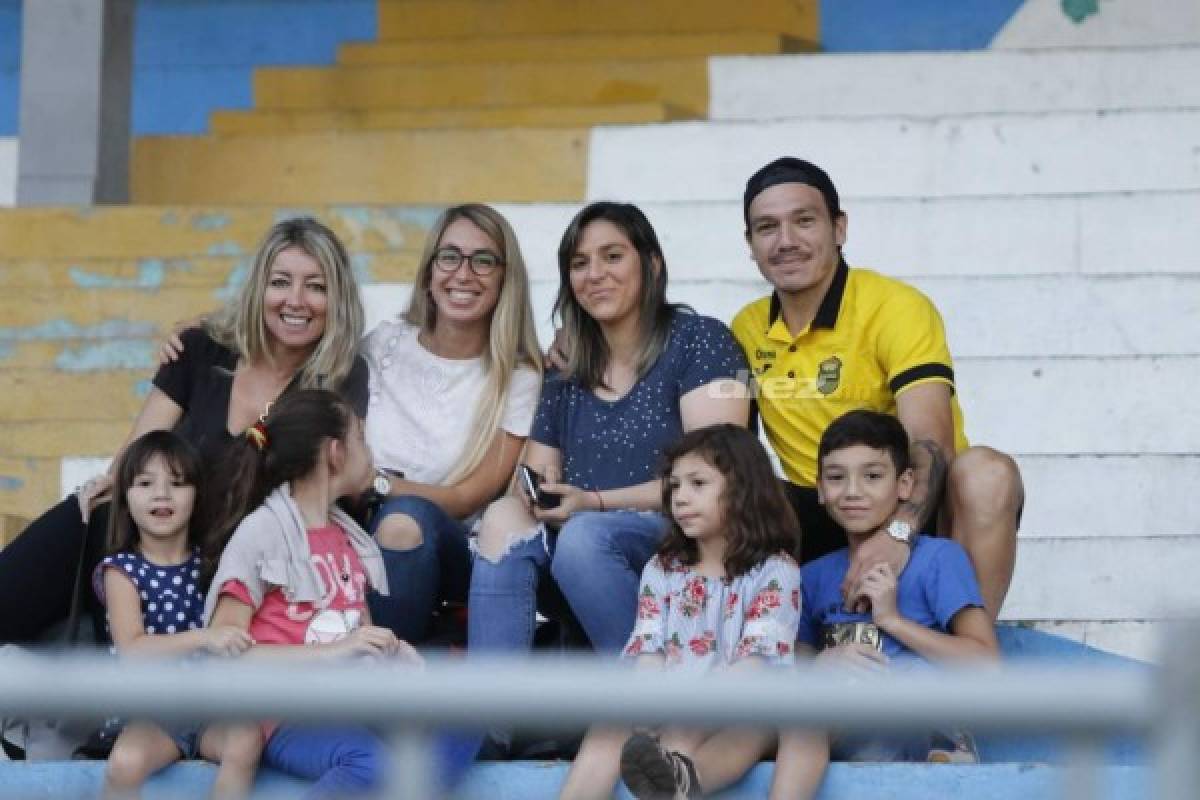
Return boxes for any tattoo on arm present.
[898,439,949,531]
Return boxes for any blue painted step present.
[0,629,1152,798]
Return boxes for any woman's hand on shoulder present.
[75,473,113,523]
[157,315,207,365]
[202,625,256,657]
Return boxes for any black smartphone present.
[518,465,561,509]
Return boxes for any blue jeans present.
[265,724,480,798]
[468,510,666,654]
[367,495,472,643]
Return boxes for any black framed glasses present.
[432,247,505,277]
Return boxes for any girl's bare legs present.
[103,722,183,800]
[559,725,631,800]
[198,723,264,800]
[769,729,829,800]
[648,726,775,795]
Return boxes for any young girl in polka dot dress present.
[96,430,262,799]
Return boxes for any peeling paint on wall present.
[54,340,154,372]
[0,319,157,342]
[134,379,153,398]
[68,259,167,290]
[192,213,231,231]
[206,241,243,257]
[0,476,24,491]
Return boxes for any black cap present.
[743,157,841,230]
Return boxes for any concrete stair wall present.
[128,0,818,205]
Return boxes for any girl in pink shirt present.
[202,389,474,797]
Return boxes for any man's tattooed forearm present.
[898,439,948,530]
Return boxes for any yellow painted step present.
[2,370,148,422]
[0,251,420,289]
[253,59,707,115]
[0,207,440,261]
[0,287,229,329]
[132,128,586,204]
[339,31,811,65]
[0,455,93,521]
[378,0,818,42]
[211,101,691,136]
[2,512,36,548]
[3,422,128,459]
[0,339,157,371]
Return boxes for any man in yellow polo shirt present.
[731,157,1023,620]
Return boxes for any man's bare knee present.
[948,446,1023,517]
[475,497,537,562]
[376,513,423,551]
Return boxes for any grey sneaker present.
[927,729,979,764]
[620,732,702,799]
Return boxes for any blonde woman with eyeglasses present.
[361,204,543,644]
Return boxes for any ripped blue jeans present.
[467,510,666,654]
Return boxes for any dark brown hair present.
[202,388,356,579]
[657,424,801,578]
[818,409,911,475]
[106,430,205,556]
[554,201,680,390]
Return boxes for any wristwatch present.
[372,468,393,497]
[886,519,915,546]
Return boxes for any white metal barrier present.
[1,625,1195,800]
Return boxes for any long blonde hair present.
[406,204,543,483]
[207,217,364,390]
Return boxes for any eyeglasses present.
[432,247,504,277]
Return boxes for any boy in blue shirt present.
[785,409,999,767]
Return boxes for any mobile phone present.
[518,465,561,509]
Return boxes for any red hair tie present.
[246,421,269,451]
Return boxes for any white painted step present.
[711,47,1200,120]
[587,110,1200,201]
[956,356,1197,455]
[1016,455,1200,540]
[366,274,1200,360]
[366,286,1195,453]
[1003,535,1200,622]
[498,192,1200,280]
[1022,620,1161,663]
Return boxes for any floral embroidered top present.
[623,553,801,672]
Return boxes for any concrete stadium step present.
[340,31,810,66]
[250,59,708,115]
[496,192,1200,279]
[587,109,1200,202]
[7,356,1187,454]
[954,355,1196,456]
[6,191,1200,280]
[1016,456,1200,540]
[0,206,439,262]
[131,129,587,204]
[377,0,818,42]
[710,46,1200,120]
[610,275,1200,358]
[210,102,692,136]
[1005,536,1200,622]
[0,761,1151,800]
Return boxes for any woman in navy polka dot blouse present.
[468,202,752,657]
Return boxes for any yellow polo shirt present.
[731,261,968,487]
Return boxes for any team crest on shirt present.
[816,356,842,395]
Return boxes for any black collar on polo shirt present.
[767,255,850,332]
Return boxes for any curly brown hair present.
[657,424,801,578]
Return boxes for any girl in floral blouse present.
[560,424,821,800]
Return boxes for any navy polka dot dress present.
[94,548,205,636]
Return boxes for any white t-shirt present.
[363,318,540,486]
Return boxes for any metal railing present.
[1,624,1195,800]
